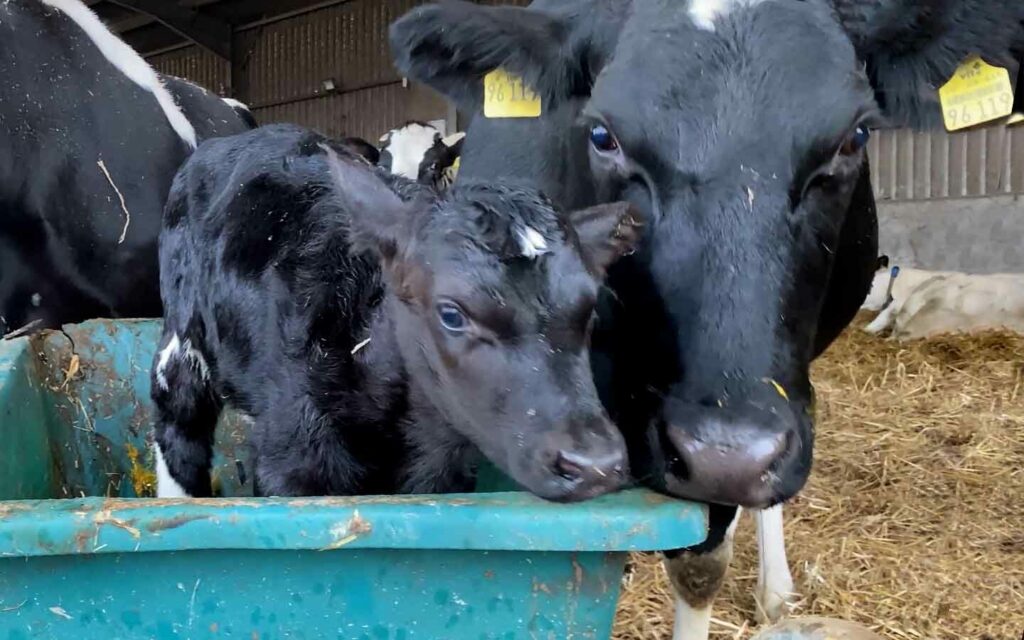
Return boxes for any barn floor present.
[613,315,1024,640]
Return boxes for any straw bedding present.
[613,315,1024,640]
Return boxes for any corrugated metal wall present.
[146,0,1023,199]
[149,46,230,96]
[150,0,448,141]
[868,125,1024,201]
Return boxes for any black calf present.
[152,124,640,502]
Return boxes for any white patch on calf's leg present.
[155,334,181,391]
[754,505,796,623]
[154,442,190,498]
[39,0,197,148]
[182,339,211,381]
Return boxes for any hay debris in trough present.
[614,317,1024,640]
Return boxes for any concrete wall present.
[877,194,1024,273]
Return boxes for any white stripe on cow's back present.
[40,0,198,148]
[689,0,768,31]
[222,97,251,113]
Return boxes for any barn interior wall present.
[149,0,451,142]
[868,123,1024,273]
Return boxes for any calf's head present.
[391,0,1024,507]
[327,149,641,501]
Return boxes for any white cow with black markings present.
[863,259,1024,339]
[378,121,464,191]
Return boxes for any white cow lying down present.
[861,257,1024,340]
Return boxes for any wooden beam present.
[105,0,231,60]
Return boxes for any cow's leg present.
[754,505,796,623]
[665,504,741,640]
[151,331,219,497]
[864,303,895,334]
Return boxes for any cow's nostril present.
[554,450,588,482]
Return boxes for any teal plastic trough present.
[0,319,706,639]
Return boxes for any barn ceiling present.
[87,0,337,59]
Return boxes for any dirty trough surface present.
[0,319,707,639]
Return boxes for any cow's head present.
[325,148,642,501]
[378,122,464,190]
[391,0,1023,507]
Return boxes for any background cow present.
[0,0,252,336]
[378,121,465,191]
[154,124,638,502]
[863,262,1024,339]
[389,0,1024,636]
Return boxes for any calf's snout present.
[528,414,629,502]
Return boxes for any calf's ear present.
[569,202,644,278]
[832,0,1024,128]
[322,145,417,264]
[389,0,584,110]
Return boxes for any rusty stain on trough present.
[93,509,141,538]
[146,514,211,533]
[320,510,372,551]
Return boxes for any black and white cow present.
[152,124,640,502]
[0,0,252,336]
[390,0,1024,635]
[378,121,465,191]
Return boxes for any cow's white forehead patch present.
[516,226,549,259]
[689,0,768,32]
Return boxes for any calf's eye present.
[839,125,870,156]
[589,124,619,152]
[437,302,469,333]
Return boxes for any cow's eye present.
[437,302,469,333]
[839,125,870,156]
[589,124,619,153]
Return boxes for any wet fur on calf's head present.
[323,146,643,500]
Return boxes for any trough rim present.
[0,490,708,557]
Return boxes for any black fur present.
[153,124,642,502]
[0,2,253,335]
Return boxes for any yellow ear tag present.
[483,69,542,119]
[451,156,460,175]
[938,55,1014,131]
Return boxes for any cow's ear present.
[569,202,644,277]
[322,145,418,264]
[833,0,1024,128]
[389,0,585,110]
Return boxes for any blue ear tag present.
[891,265,900,278]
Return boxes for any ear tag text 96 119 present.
[483,69,542,119]
[938,55,1014,131]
